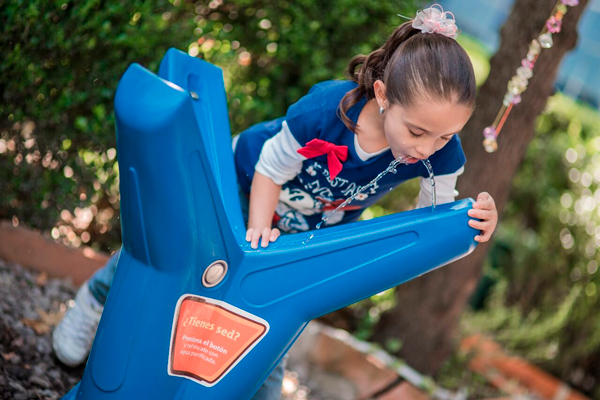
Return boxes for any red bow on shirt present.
[297,139,348,180]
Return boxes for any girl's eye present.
[409,130,422,138]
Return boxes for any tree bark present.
[371,0,590,374]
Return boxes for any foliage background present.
[2,0,599,396]
[1,0,420,251]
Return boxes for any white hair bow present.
[404,4,460,39]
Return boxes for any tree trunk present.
[371,0,590,374]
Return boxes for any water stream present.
[420,159,436,211]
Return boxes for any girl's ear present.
[373,79,387,107]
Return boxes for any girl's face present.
[381,96,473,164]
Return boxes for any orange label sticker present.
[167,294,268,386]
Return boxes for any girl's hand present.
[467,192,498,243]
[246,227,281,249]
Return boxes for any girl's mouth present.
[404,156,420,164]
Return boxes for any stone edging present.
[0,219,108,286]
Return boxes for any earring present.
[379,106,385,114]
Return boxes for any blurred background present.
[2,0,600,398]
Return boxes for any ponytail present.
[338,22,418,132]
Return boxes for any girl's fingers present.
[270,228,280,242]
[251,229,262,249]
[476,231,491,242]
[246,228,279,249]
[261,228,271,248]
[482,200,494,210]
[477,192,490,202]
[472,193,496,243]
[473,200,494,210]
[468,209,492,220]
[468,219,488,230]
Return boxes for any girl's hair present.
[338,21,477,132]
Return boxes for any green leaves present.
[1,0,423,251]
[1,0,198,249]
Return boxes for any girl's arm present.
[246,171,282,249]
[246,120,307,249]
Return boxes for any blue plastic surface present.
[62,48,478,400]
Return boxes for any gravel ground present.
[0,259,83,400]
[0,259,346,400]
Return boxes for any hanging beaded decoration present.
[482,0,580,153]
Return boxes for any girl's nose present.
[415,139,437,159]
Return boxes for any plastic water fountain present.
[62,48,478,400]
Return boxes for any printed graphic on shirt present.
[279,187,323,216]
[302,161,379,197]
[274,202,310,232]
[168,295,269,387]
[274,191,348,233]
[273,161,371,233]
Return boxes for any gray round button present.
[202,261,228,287]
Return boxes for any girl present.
[53,6,497,399]
[237,5,497,250]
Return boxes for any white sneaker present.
[52,281,104,367]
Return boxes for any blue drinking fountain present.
[62,48,478,400]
